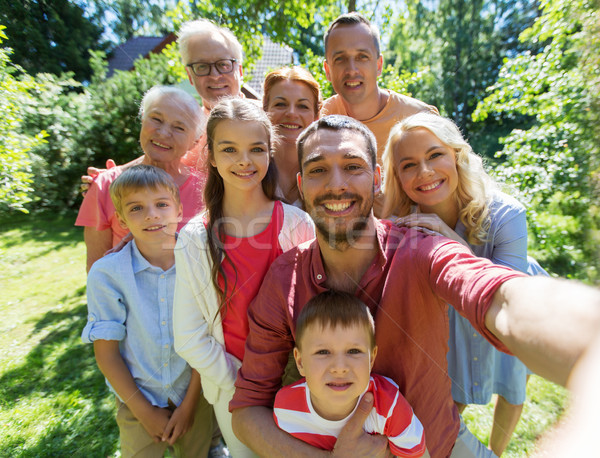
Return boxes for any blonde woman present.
[382,112,545,456]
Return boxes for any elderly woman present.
[76,85,206,272]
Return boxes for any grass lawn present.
[0,212,568,457]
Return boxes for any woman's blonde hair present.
[382,112,495,245]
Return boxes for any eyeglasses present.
[186,59,238,77]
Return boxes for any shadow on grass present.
[0,288,119,456]
[0,211,83,255]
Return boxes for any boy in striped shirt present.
[273,291,428,457]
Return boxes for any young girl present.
[382,112,546,456]
[172,98,315,457]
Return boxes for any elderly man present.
[229,115,600,458]
[178,19,246,114]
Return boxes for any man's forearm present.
[232,406,329,458]
[486,276,600,386]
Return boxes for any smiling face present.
[210,120,270,195]
[185,34,243,109]
[298,128,380,247]
[266,80,317,145]
[393,127,459,214]
[116,186,182,247]
[139,94,199,166]
[294,322,376,421]
[324,23,382,109]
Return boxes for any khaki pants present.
[115,393,214,458]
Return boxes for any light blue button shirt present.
[82,239,191,407]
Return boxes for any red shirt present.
[218,201,284,361]
[230,220,525,458]
[274,374,426,457]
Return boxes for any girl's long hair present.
[203,98,278,316]
[382,113,495,245]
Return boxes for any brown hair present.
[295,290,376,350]
[262,66,322,118]
[203,97,278,313]
[297,115,377,173]
[110,164,181,217]
[324,12,381,56]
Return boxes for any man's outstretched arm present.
[485,275,600,386]
[232,393,389,458]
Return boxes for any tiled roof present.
[107,34,176,77]
[245,36,294,96]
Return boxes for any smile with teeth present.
[233,170,256,177]
[144,224,166,232]
[280,123,301,129]
[151,140,171,149]
[324,202,351,212]
[345,81,362,87]
[327,381,352,390]
[417,179,444,192]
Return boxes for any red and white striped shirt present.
[274,374,426,457]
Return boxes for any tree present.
[0,26,46,213]
[79,0,178,43]
[385,0,539,154]
[473,0,599,280]
[0,0,106,81]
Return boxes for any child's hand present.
[162,400,196,445]
[139,405,172,442]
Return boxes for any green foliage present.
[474,0,599,281]
[385,0,539,155]
[19,46,183,212]
[0,212,118,456]
[0,27,46,214]
[168,0,342,78]
[0,0,106,81]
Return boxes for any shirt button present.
[474,382,479,386]
[316,274,323,280]
[160,274,165,279]
[164,363,168,367]
[473,357,478,361]
[162,321,166,326]
[472,333,478,337]
[164,344,169,349]
[165,384,170,388]
[89,317,94,322]
[160,298,165,302]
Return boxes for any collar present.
[130,239,175,274]
[309,218,390,286]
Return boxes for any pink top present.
[218,201,284,361]
[75,166,205,246]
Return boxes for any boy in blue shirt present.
[82,165,213,457]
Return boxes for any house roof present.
[245,36,295,96]
[107,34,176,77]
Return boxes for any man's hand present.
[332,392,389,457]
